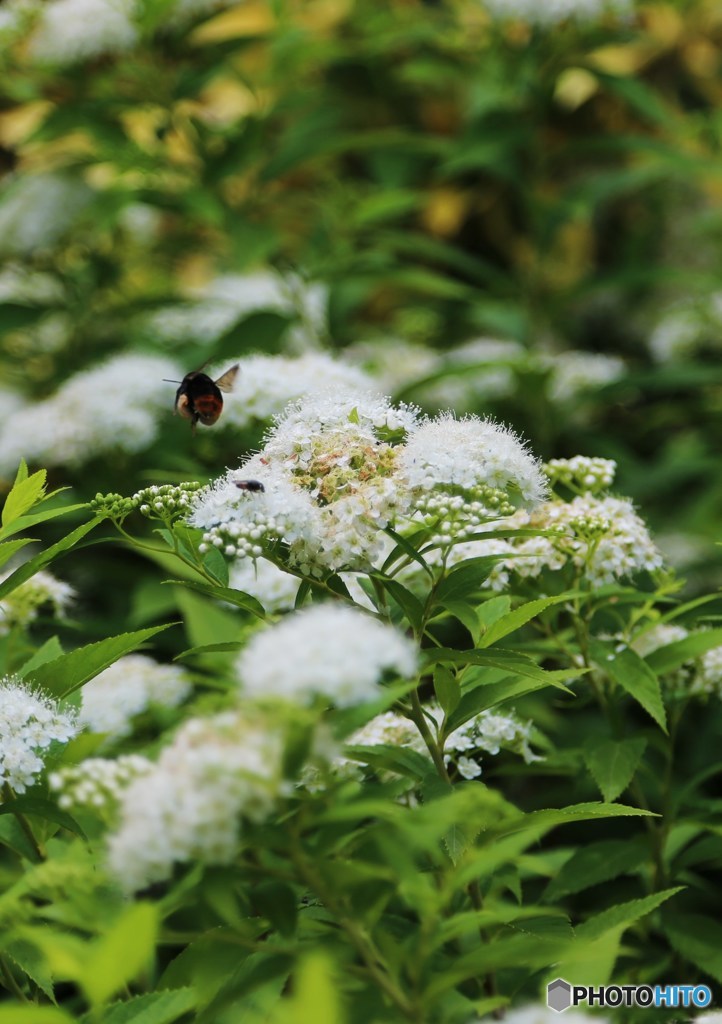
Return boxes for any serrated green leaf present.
[446,674,567,733]
[590,639,667,733]
[435,557,505,604]
[478,594,574,648]
[27,623,176,699]
[253,882,297,938]
[344,743,431,780]
[0,502,87,541]
[577,888,683,942]
[0,519,99,602]
[584,737,647,802]
[1,468,46,528]
[3,938,55,1001]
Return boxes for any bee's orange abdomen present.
[194,394,223,425]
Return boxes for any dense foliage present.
[2,1,722,1021]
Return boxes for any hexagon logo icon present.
[547,978,572,1013]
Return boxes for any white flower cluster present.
[49,754,152,817]
[347,704,539,780]
[420,338,526,411]
[648,294,722,363]
[237,604,417,708]
[0,570,75,636]
[0,353,183,473]
[544,456,617,494]
[147,271,327,350]
[483,0,630,25]
[475,493,662,588]
[0,174,93,258]
[191,393,546,573]
[28,0,137,63]
[78,655,192,740]
[0,678,77,795]
[106,710,287,892]
[546,351,626,402]
[501,1009,608,1024]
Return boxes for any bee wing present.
[214,364,239,394]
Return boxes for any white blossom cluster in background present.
[0,678,77,795]
[237,604,417,707]
[648,293,722,362]
[500,1010,609,1024]
[633,623,722,700]
[346,704,539,780]
[229,558,300,613]
[544,350,626,403]
[0,353,183,474]
[190,390,547,574]
[49,754,153,818]
[0,570,75,636]
[482,0,631,25]
[145,271,328,351]
[106,709,288,892]
[14,0,248,66]
[0,174,93,257]
[78,655,192,740]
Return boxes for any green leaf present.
[584,737,647,802]
[283,954,344,1024]
[17,636,64,679]
[3,938,55,1001]
[577,888,683,942]
[91,989,196,1024]
[435,557,505,604]
[500,802,657,839]
[478,594,574,648]
[663,912,722,983]
[0,1009,75,1024]
[165,579,265,619]
[0,797,87,840]
[590,639,667,733]
[26,623,176,699]
[0,815,41,862]
[81,903,158,1007]
[544,838,649,902]
[645,629,722,674]
[344,743,431,780]
[370,574,423,631]
[0,537,34,570]
[382,526,432,577]
[476,595,511,633]
[447,674,566,733]
[1,467,47,529]
[0,502,87,541]
[434,665,460,715]
[0,519,99,602]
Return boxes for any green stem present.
[2,784,45,861]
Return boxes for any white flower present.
[344,338,442,394]
[0,353,183,473]
[106,710,286,892]
[0,175,93,257]
[0,570,75,636]
[191,391,418,572]
[399,413,547,508]
[422,338,525,411]
[229,559,300,613]
[210,354,375,430]
[632,623,688,660]
[648,294,722,363]
[79,655,192,740]
[29,0,137,63]
[546,351,625,402]
[348,710,424,752]
[694,646,722,698]
[488,494,663,586]
[483,0,629,24]
[0,677,77,794]
[237,604,417,707]
[0,264,64,304]
[49,754,152,815]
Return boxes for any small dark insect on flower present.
[235,480,265,493]
[165,364,239,432]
